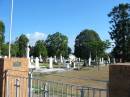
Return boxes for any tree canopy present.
[0,21,5,55]
[33,40,47,57]
[74,29,109,59]
[108,3,130,62]
[46,32,68,57]
[16,34,29,57]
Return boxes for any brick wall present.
[109,63,130,97]
[0,58,29,97]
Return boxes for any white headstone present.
[88,53,91,66]
[78,58,80,62]
[99,58,102,64]
[66,63,70,69]
[39,54,43,62]
[60,55,63,63]
[88,57,91,66]
[113,58,116,64]
[49,57,53,69]
[73,62,76,68]
[101,57,104,64]
[4,56,7,58]
[54,56,57,63]
[35,57,39,69]
[30,56,34,63]
[108,56,111,64]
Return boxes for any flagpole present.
[9,0,14,58]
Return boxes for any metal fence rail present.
[5,74,108,97]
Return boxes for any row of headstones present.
[28,57,54,69]
[88,56,116,66]
[28,56,79,69]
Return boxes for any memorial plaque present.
[13,61,21,67]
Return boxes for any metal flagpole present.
[9,0,14,58]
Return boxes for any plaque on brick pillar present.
[0,58,29,97]
[109,63,130,97]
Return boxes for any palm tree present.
[0,21,5,55]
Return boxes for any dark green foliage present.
[108,3,130,62]
[0,21,5,55]
[16,34,29,57]
[68,47,72,55]
[74,29,109,59]
[34,40,47,57]
[1,43,8,56]
[46,32,68,57]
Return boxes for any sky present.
[0,0,129,51]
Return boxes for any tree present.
[68,47,72,55]
[0,21,5,55]
[1,43,8,56]
[16,34,29,57]
[34,40,47,57]
[74,29,108,60]
[46,32,68,57]
[108,3,130,62]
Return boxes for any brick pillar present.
[109,63,130,97]
[0,58,29,97]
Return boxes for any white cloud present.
[26,32,46,46]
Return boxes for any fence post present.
[28,72,32,97]
[14,79,20,97]
[80,87,84,97]
[107,81,109,97]
[42,82,48,97]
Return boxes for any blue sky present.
[0,0,129,51]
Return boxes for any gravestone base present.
[0,58,29,97]
[109,63,130,97]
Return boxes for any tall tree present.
[17,34,29,57]
[108,3,130,62]
[0,21,5,55]
[46,32,68,57]
[34,40,47,57]
[74,29,108,59]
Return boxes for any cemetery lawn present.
[33,66,109,89]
